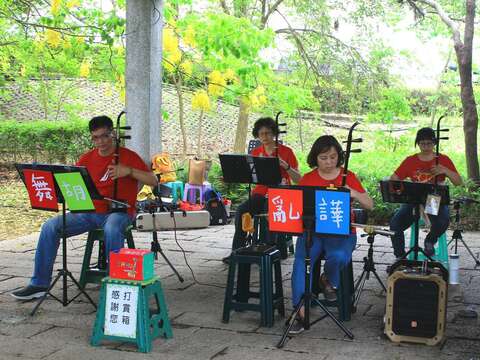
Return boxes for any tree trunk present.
[456,45,479,183]
[233,98,250,153]
[173,74,188,158]
[455,0,479,183]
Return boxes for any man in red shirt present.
[389,127,462,258]
[223,117,301,263]
[12,116,157,300]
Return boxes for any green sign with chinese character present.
[54,172,95,211]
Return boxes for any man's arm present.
[108,163,158,186]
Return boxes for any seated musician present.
[290,135,373,334]
[12,116,158,300]
[223,117,301,264]
[389,127,462,258]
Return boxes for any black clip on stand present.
[448,198,480,266]
[149,175,184,282]
[277,215,354,348]
[352,224,394,307]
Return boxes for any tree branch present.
[412,0,462,44]
[261,0,285,28]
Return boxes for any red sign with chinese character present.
[268,188,303,234]
[23,169,58,211]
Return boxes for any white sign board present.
[104,283,139,338]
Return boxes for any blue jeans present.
[291,233,357,307]
[389,204,450,258]
[31,212,132,287]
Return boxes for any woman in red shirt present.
[290,135,373,334]
[223,117,301,263]
[389,127,462,258]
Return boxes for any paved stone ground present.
[0,224,479,360]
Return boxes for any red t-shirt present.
[394,154,458,183]
[299,168,365,193]
[299,168,366,234]
[76,147,149,216]
[251,143,298,196]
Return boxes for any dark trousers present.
[389,204,450,257]
[231,194,270,250]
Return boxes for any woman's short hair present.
[415,127,437,146]
[252,117,279,138]
[307,135,345,168]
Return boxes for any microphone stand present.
[150,174,184,282]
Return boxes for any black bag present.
[204,190,228,225]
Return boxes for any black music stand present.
[16,163,102,315]
[219,154,282,246]
[380,180,450,264]
[271,185,354,348]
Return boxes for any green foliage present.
[366,87,412,123]
[0,119,90,164]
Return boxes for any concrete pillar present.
[125,0,163,163]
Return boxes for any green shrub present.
[0,119,91,164]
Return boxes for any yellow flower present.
[224,68,237,83]
[62,38,72,49]
[66,0,80,8]
[191,90,211,112]
[45,29,61,48]
[51,0,61,16]
[163,28,179,53]
[180,60,193,76]
[79,59,91,77]
[183,26,196,48]
[208,70,226,97]
[247,86,268,109]
[20,65,26,77]
[169,47,182,64]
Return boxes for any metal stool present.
[222,244,285,327]
[79,225,135,289]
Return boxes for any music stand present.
[268,185,354,348]
[219,154,282,246]
[16,163,102,315]
[380,180,450,265]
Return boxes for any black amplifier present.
[385,261,447,346]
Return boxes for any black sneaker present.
[11,285,48,300]
[288,318,305,335]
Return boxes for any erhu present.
[342,121,362,186]
[110,110,132,213]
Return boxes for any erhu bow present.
[342,121,362,187]
[274,111,286,158]
[110,110,132,212]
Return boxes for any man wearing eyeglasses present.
[11,115,158,300]
[389,127,462,258]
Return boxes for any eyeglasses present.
[418,141,434,146]
[91,132,112,142]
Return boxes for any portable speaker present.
[385,266,447,346]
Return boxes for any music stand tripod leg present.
[277,225,354,349]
